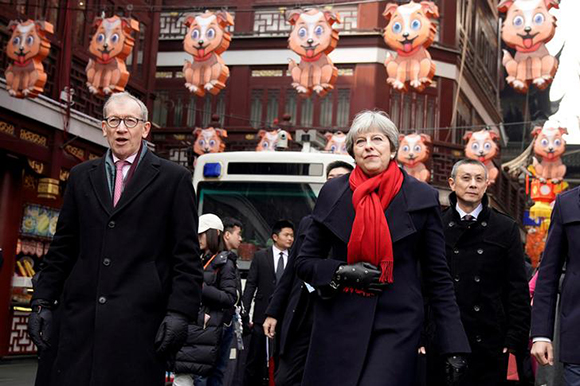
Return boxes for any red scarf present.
[347,161,403,285]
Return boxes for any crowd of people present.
[27,92,580,386]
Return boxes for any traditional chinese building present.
[0,0,161,357]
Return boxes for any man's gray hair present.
[450,159,488,180]
[345,110,399,158]
[103,92,148,121]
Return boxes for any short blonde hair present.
[345,110,399,158]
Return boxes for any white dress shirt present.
[112,151,139,179]
[272,245,288,272]
[456,203,483,220]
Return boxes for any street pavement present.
[0,357,37,385]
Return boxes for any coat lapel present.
[265,247,276,281]
[88,157,113,216]
[113,151,160,215]
[385,184,416,243]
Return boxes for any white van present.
[193,151,353,266]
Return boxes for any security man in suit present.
[531,185,580,385]
[28,92,203,386]
[262,161,353,386]
[427,159,530,386]
[242,220,295,386]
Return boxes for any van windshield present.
[197,181,323,261]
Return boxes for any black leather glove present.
[241,311,252,336]
[331,262,389,294]
[28,299,54,352]
[445,354,468,385]
[154,311,189,356]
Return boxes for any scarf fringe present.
[342,287,375,297]
[380,261,394,283]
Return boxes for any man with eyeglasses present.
[28,92,204,386]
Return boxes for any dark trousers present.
[427,350,508,386]
[274,321,312,386]
[564,364,580,386]
[243,324,268,386]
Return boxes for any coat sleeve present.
[503,222,531,351]
[266,216,311,319]
[167,170,204,318]
[531,196,567,340]
[203,259,238,309]
[419,198,471,354]
[242,253,259,315]
[33,169,81,302]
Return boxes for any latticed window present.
[152,92,169,127]
[173,96,183,126]
[336,89,351,128]
[216,93,226,125]
[250,89,264,129]
[284,89,297,125]
[187,98,196,127]
[202,96,212,127]
[301,98,313,128]
[320,95,333,127]
[266,89,279,125]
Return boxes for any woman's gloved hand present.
[444,354,468,385]
[331,262,389,294]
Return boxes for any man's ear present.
[448,177,455,191]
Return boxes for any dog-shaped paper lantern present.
[193,127,227,155]
[182,11,234,97]
[324,131,348,154]
[464,129,500,184]
[5,20,54,98]
[397,133,431,182]
[498,0,559,93]
[532,125,566,183]
[286,8,341,97]
[256,129,292,151]
[382,1,439,92]
[86,16,139,95]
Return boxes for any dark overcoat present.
[265,215,313,355]
[532,187,580,364]
[33,150,204,386]
[295,171,470,386]
[242,248,276,325]
[439,193,530,356]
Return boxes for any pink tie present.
[113,160,127,207]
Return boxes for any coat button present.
[98,296,107,304]
[448,221,455,227]
[454,249,459,254]
[473,305,480,312]
[474,276,480,283]
[108,221,115,228]
[477,249,483,255]
[103,258,111,267]
[454,276,460,282]
[481,221,487,227]
[475,335,482,342]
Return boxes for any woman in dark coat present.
[295,110,471,386]
[174,214,238,386]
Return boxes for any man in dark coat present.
[27,92,203,386]
[242,220,294,386]
[429,159,530,386]
[263,161,353,386]
[531,186,580,385]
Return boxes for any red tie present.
[113,160,127,207]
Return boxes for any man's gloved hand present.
[332,262,389,294]
[154,311,189,356]
[28,299,53,352]
[444,354,468,385]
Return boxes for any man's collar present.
[272,245,287,256]
[112,151,139,165]
[456,202,483,220]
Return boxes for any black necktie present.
[462,214,475,222]
[276,252,285,283]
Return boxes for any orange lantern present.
[286,8,341,97]
[193,127,227,156]
[86,16,140,95]
[498,0,559,93]
[382,1,439,92]
[182,11,234,97]
[324,131,348,154]
[5,20,54,98]
[463,129,500,185]
[397,133,432,183]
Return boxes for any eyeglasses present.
[104,116,144,129]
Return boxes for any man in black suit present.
[27,92,203,386]
[242,220,295,386]
[262,161,353,386]
[531,186,580,385]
